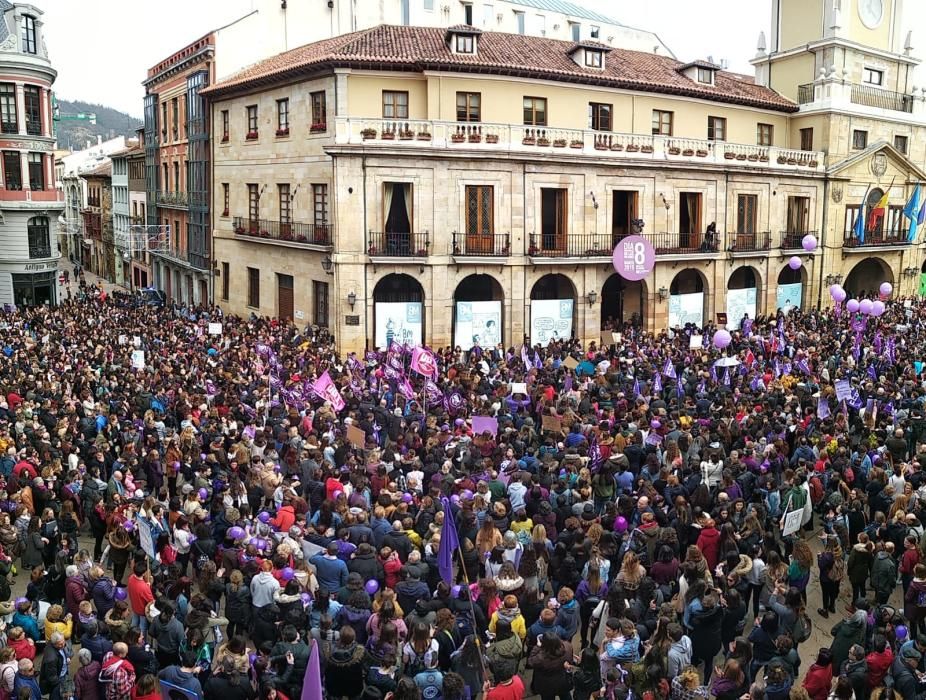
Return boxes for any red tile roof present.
[205,25,796,112]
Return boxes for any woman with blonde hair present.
[44,604,73,642]
[617,551,646,596]
[475,515,502,562]
[787,540,814,601]
[670,665,709,699]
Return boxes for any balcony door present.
[465,185,494,254]
[540,187,567,252]
[277,273,294,320]
[679,192,702,250]
[611,190,638,245]
[384,182,412,255]
[735,194,757,249]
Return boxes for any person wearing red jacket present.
[901,533,921,593]
[697,518,722,571]
[271,500,296,532]
[865,636,894,691]
[802,648,834,700]
[380,546,402,590]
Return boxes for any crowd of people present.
[0,285,925,700]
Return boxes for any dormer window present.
[584,50,603,68]
[456,34,475,53]
[677,61,719,85]
[697,67,714,84]
[21,15,36,55]
[447,25,482,55]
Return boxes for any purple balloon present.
[801,234,817,252]
[788,256,802,271]
[830,285,847,303]
[451,494,460,505]
[401,493,414,503]
[451,585,462,597]
[879,282,893,297]
[364,579,380,595]
[332,490,342,500]
[281,567,295,581]
[300,592,312,606]
[712,329,732,349]
[114,588,127,601]
[258,512,271,523]
[14,597,27,607]
[228,526,245,540]
[460,489,474,501]
[872,300,886,317]
[198,488,208,500]
[123,520,135,533]
[248,653,257,666]
[859,299,874,315]
[846,299,860,313]
[614,516,628,533]
[896,624,908,639]
[650,419,661,429]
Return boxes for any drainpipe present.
[816,176,830,310]
[362,154,369,350]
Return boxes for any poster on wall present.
[726,287,757,325]
[776,283,803,315]
[668,292,704,328]
[919,274,926,297]
[454,301,502,351]
[530,299,574,345]
[375,302,422,349]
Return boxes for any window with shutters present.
[523,97,547,126]
[313,280,329,327]
[248,184,259,229]
[456,92,481,122]
[465,185,493,236]
[310,91,327,131]
[247,267,260,308]
[736,194,757,234]
[382,91,409,119]
[707,116,726,142]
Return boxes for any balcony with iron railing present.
[851,84,914,113]
[156,190,189,209]
[335,117,826,171]
[727,231,771,255]
[367,231,430,258]
[781,230,817,250]
[150,245,210,271]
[527,233,614,259]
[798,81,917,114]
[233,216,333,248]
[842,228,912,249]
[451,231,510,257]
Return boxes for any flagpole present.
[454,542,490,680]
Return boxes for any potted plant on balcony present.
[610,142,624,152]
[786,156,797,165]
[275,127,290,137]
[452,132,467,143]
[528,243,539,255]
[417,130,432,141]
[398,128,414,140]
[724,150,736,159]
[668,145,681,155]
[640,144,653,153]
[246,130,259,140]
[467,132,482,143]
[310,122,327,133]
[777,155,787,164]
[553,138,567,148]
[296,235,308,243]
[381,130,396,140]
[747,153,759,162]
[625,143,639,152]
[486,133,499,144]
[759,153,769,162]
[522,134,536,146]
[416,247,428,256]
[234,225,245,235]
[682,148,694,157]
[808,158,819,168]
[259,229,270,238]
[537,136,550,146]
[368,243,377,255]
[280,231,293,241]
[594,139,608,151]
[570,139,584,149]
[736,153,747,161]
[696,148,708,157]
[361,127,377,140]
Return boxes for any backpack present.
[791,611,812,644]
[192,541,211,572]
[829,555,846,583]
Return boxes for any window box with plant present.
[736,153,747,161]
[522,135,536,146]
[486,134,499,144]
[747,153,759,162]
[296,235,308,243]
[640,144,654,154]
[777,155,787,164]
[610,142,624,151]
[361,128,377,140]
[467,132,482,143]
[625,143,640,152]
[310,123,327,133]
[398,129,414,140]
[682,148,694,157]
[246,131,259,140]
[808,159,819,168]
[381,130,396,140]
[570,139,584,149]
[553,138,567,148]
[724,150,736,159]
[668,146,681,155]
[416,131,432,141]
[696,149,708,157]
[451,133,466,143]
[276,128,290,137]
[528,243,539,255]
[537,136,550,147]
[259,229,270,238]
[234,224,245,235]
[758,154,769,162]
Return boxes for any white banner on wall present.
[455,301,502,351]
[726,287,757,325]
[530,299,574,345]
[375,302,423,349]
[776,283,802,315]
[668,292,704,328]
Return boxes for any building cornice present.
[752,38,921,67]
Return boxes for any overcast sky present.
[37,0,926,117]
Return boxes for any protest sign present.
[347,425,366,448]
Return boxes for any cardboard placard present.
[541,414,562,433]
[347,424,366,448]
[131,350,145,370]
[472,416,499,436]
[690,335,703,349]
[510,382,527,395]
[781,509,803,537]
[208,322,223,335]
[834,379,852,402]
[612,332,622,343]
[563,356,579,370]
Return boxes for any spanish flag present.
[867,177,894,231]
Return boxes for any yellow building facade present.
[206,2,926,353]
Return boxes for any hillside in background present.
[54,99,142,150]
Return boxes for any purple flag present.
[301,640,323,700]
[867,365,877,381]
[411,346,438,378]
[438,497,460,585]
[796,358,811,375]
[521,345,531,367]
[710,364,718,383]
[564,375,573,392]
[632,378,641,398]
[722,367,731,386]
[662,358,676,379]
[653,373,662,394]
[675,376,684,397]
[399,377,415,400]
[313,371,345,412]
[818,398,831,419]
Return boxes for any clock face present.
[858,0,884,29]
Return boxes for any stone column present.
[14,83,24,136]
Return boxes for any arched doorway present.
[529,274,576,344]
[668,269,707,328]
[727,266,761,324]
[453,274,504,350]
[776,265,806,314]
[373,273,424,349]
[844,257,892,298]
[601,274,646,329]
